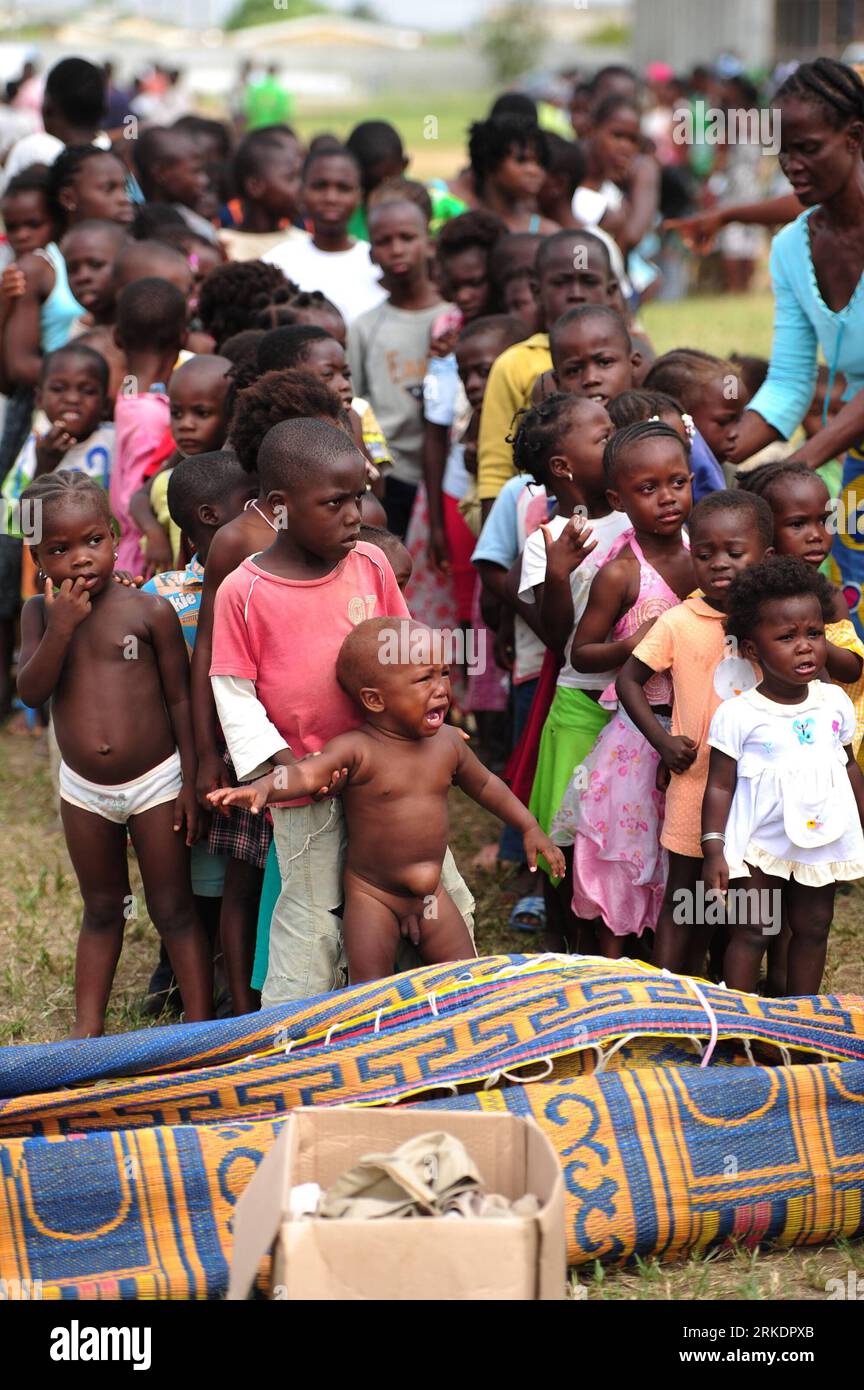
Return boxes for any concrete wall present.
[632,0,775,71]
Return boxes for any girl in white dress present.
[702,556,864,996]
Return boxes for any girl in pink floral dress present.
[553,420,696,955]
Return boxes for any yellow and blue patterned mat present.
[1,955,863,1297]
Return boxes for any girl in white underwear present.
[17,471,212,1036]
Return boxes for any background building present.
[634,0,864,71]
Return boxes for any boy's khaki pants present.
[262,800,475,1008]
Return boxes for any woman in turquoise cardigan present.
[729,58,864,636]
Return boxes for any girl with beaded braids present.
[713,60,864,639]
[513,391,631,949]
[556,420,694,955]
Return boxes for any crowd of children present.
[4,53,864,1037]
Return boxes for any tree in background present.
[227,0,323,30]
[479,2,547,85]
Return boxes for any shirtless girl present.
[17,471,212,1035]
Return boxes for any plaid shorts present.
[206,746,273,869]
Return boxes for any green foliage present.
[226,0,325,32]
[641,292,775,360]
[583,21,632,47]
[478,2,547,85]
[291,90,491,155]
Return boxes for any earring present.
[113,550,118,560]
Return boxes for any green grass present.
[226,0,326,30]
[641,291,775,360]
[583,21,632,47]
[291,90,490,175]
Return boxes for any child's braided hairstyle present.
[20,470,113,537]
[510,391,583,487]
[252,284,298,331]
[608,388,684,429]
[602,418,689,483]
[736,459,822,508]
[643,348,739,411]
[47,144,125,230]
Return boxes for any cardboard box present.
[228,1106,566,1301]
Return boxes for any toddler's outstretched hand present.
[523,825,566,880]
[208,780,271,814]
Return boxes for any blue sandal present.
[509,895,546,932]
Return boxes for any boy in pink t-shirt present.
[210,417,411,1004]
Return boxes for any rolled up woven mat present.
[2,1059,863,1297]
[2,956,864,1296]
